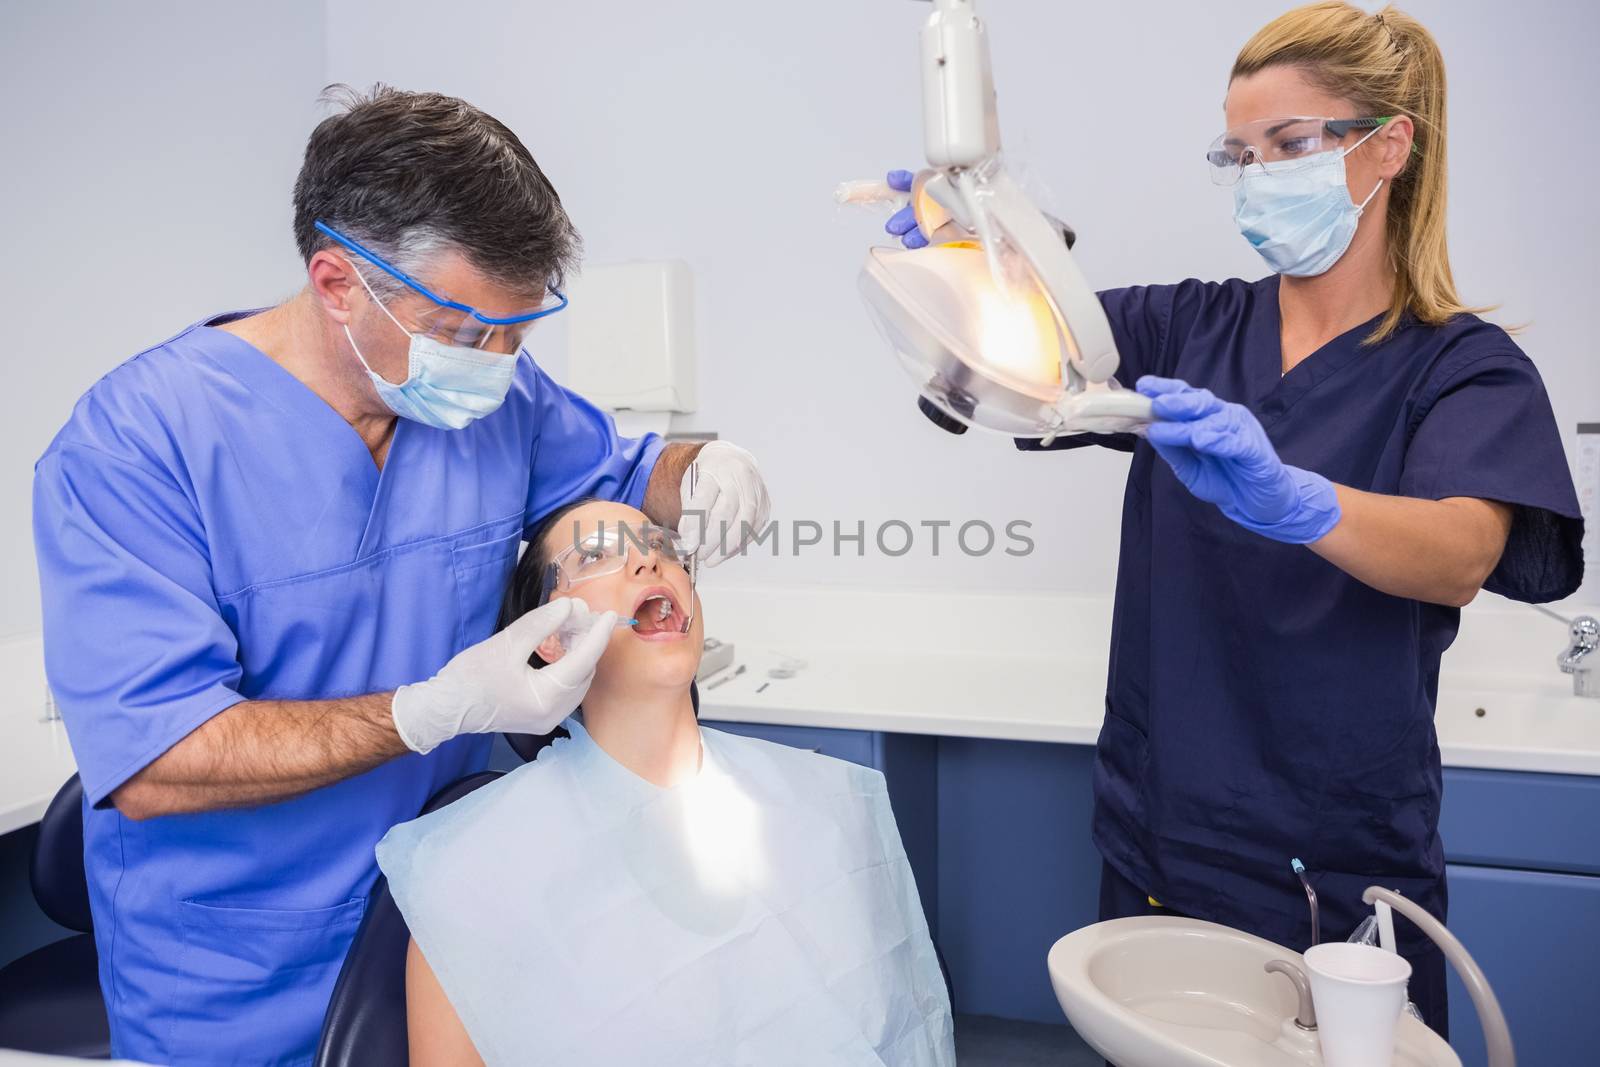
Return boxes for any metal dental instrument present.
[705,664,746,690]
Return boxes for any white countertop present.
[701,645,1106,745]
[0,634,78,837]
[698,641,1600,777]
[4,586,1597,835]
[696,585,1600,776]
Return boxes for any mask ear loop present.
[348,259,413,337]
[342,258,418,386]
[1353,177,1384,215]
[1337,124,1389,216]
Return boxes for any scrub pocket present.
[1094,711,1151,846]
[451,528,522,648]
[173,897,366,1066]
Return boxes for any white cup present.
[1304,942,1412,1067]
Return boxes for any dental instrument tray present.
[696,637,736,682]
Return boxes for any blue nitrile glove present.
[1138,376,1341,544]
[884,169,929,249]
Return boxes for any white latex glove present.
[391,598,617,754]
[677,440,771,569]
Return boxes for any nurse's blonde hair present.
[1233,2,1484,343]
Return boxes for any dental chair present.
[0,774,111,1059]
[315,769,506,1067]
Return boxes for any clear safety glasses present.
[539,522,696,635]
[1205,116,1392,185]
[313,220,568,352]
[544,523,693,590]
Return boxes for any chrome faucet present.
[1558,615,1599,699]
[1532,606,1599,699]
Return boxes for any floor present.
[953,1013,1102,1066]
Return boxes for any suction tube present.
[1361,886,1515,1067]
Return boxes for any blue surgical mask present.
[344,266,518,431]
[1231,125,1384,278]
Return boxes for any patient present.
[376,498,955,1066]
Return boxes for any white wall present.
[1,0,325,639]
[9,1,1595,636]
[322,0,1599,601]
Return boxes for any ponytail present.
[1233,3,1485,342]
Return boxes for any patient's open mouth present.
[631,586,688,640]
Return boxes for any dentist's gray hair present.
[292,84,581,302]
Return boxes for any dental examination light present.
[851,0,1152,442]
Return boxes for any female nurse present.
[886,1,1583,1036]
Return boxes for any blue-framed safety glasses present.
[314,219,568,351]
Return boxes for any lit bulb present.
[972,283,1062,392]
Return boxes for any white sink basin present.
[1434,680,1600,775]
[1048,916,1460,1066]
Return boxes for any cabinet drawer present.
[701,721,878,769]
[1444,864,1600,1067]
[1440,768,1600,875]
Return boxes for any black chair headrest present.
[32,775,92,933]
[314,770,504,1067]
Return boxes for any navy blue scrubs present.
[1023,276,1585,1036]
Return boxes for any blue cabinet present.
[1439,768,1600,875]
[1440,769,1600,1067]
[1442,864,1600,1067]
[934,738,1102,1025]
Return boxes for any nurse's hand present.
[678,441,772,569]
[1138,376,1341,544]
[884,170,929,249]
[391,598,617,754]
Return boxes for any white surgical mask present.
[1231,125,1384,278]
[344,267,518,430]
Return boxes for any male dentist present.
[32,85,769,1065]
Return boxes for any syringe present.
[553,614,637,651]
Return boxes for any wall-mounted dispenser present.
[566,260,697,439]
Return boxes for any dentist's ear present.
[307,250,359,324]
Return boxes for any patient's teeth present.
[657,598,672,620]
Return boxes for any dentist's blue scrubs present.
[32,313,663,1066]
[1022,275,1585,1036]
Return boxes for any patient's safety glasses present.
[544,524,693,593]
[313,219,568,352]
[1205,116,1392,185]
[538,522,697,635]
